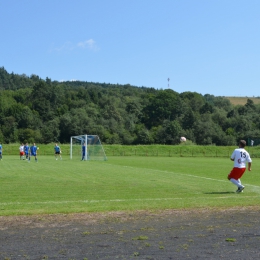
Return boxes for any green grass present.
[0,155,260,216]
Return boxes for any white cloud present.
[50,39,98,52]
[77,39,98,50]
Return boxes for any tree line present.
[1,66,260,145]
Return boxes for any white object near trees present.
[180,136,186,142]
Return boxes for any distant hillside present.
[1,66,260,146]
[225,96,260,105]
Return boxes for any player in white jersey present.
[19,143,25,160]
[228,140,252,193]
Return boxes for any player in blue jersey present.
[29,143,38,162]
[81,142,86,161]
[0,143,2,160]
[54,143,62,160]
[24,143,30,160]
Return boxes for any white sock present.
[230,178,240,187]
[237,179,244,187]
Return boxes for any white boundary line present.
[1,195,260,206]
[115,164,260,189]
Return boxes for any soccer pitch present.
[0,156,260,216]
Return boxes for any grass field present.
[0,155,259,216]
[225,96,260,105]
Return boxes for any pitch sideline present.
[0,195,260,206]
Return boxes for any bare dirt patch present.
[1,207,260,259]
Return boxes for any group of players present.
[0,142,83,162]
[17,143,62,162]
[19,143,39,162]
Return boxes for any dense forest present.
[0,66,260,145]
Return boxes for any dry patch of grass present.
[225,96,260,106]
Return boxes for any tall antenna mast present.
[167,78,170,89]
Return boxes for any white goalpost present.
[70,134,107,161]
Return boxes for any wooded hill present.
[0,66,260,145]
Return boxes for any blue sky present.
[1,0,259,97]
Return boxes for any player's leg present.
[228,168,242,192]
[229,178,239,187]
[237,179,245,192]
[228,168,244,185]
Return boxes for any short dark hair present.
[239,140,246,148]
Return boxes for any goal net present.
[70,135,107,161]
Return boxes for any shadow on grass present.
[204,192,235,194]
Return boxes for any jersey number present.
[240,152,246,158]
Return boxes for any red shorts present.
[20,151,24,156]
[228,167,246,180]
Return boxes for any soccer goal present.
[70,135,107,161]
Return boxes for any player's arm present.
[230,151,235,161]
[248,162,252,171]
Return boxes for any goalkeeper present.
[81,142,86,161]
